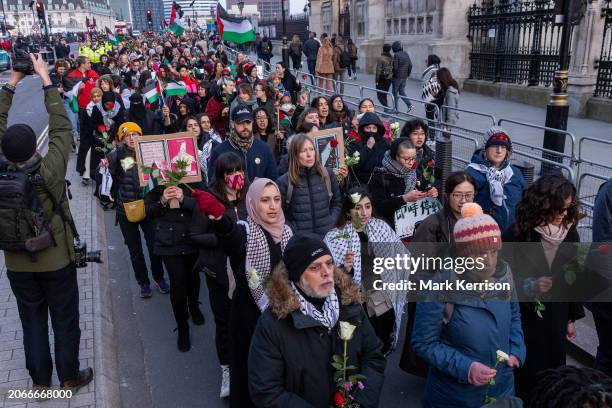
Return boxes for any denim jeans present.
[392,78,413,111]
[7,263,81,385]
[307,60,316,84]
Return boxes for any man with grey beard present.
[248,233,386,408]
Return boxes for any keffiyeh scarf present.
[243,217,293,311]
[290,282,340,330]
[382,150,417,194]
[324,217,410,348]
[228,128,254,152]
[95,100,122,128]
[468,163,514,207]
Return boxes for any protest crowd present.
[0,26,611,408]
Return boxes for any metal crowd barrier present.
[223,45,612,240]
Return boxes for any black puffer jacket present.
[144,185,202,256]
[107,145,141,216]
[391,41,412,80]
[277,166,342,237]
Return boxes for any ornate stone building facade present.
[308,0,472,80]
[308,0,609,119]
[3,0,114,35]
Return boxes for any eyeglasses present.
[560,202,578,213]
[451,192,475,201]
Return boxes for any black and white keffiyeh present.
[324,217,410,348]
[381,150,417,194]
[243,217,293,311]
[290,282,340,329]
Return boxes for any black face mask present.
[362,131,378,141]
[301,122,316,132]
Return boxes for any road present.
[105,213,425,408]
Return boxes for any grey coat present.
[443,86,460,125]
[276,166,343,237]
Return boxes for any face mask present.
[362,131,378,141]
[301,122,316,132]
[224,172,245,191]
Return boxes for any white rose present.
[496,350,510,362]
[177,153,194,167]
[353,151,360,157]
[247,269,260,290]
[120,157,136,171]
[390,122,400,130]
[338,321,357,341]
[350,193,362,204]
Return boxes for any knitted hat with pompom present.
[453,203,502,256]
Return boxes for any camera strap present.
[30,173,80,242]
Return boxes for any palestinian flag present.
[216,3,256,44]
[143,81,161,103]
[65,81,81,113]
[278,110,292,131]
[105,27,119,45]
[169,2,185,36]
[165,81,187,96]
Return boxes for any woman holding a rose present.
[411,202,525,408]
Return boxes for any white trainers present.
[220,365,230,398]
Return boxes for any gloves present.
[192,189,225,219]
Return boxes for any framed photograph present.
[134,132,202,187]
[310,127,345,169]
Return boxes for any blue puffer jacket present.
[276,166,342,237]
[411,266,526,408]
[465,150,526,233]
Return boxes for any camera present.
[74,238,103,268]
[12,44,39,75]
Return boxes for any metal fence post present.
[434,136,453,195]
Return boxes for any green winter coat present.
[0,87,75,272]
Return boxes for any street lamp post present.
[542,0,573,174]
[237,0,244,17]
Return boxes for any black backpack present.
[0,163,55,253]
[339,47,352,68]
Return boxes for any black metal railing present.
[467,0,570,87]
[258,14,309,40]
[595,0,612,98]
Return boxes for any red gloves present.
[192,189,225,219]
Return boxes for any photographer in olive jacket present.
[0,54,93,391]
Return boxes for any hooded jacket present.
[248,267,386,408]
[276,166,343,237]
[391,41,412,80]
[347,112,390,186]
[464,150,526,233]
[106,145,142,217]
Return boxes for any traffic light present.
[35,1,45,21]
[147,9,152,23]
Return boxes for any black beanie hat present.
[1,124,36,163]
[283,233,333,282]
[102,91,115,105]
